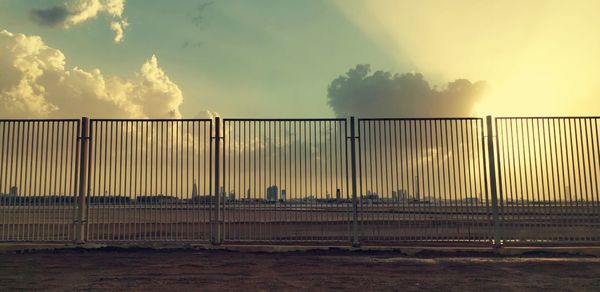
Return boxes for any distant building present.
[392,189,407,202]
[266,185,278,202]
[281,189,286,201]
[464,197,480,205]
[9,186,17,197]
[192,181,199,199]
[228,191,236,201]
[336,189,341,201]
[246,188,251,200]
[366,190,378,200]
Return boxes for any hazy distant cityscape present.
[0,181,484,204]
[3,180,590,206]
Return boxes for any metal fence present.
[494,117,600,243]
[0,120,81,242]
[84,119,214,242]
[1,116,599,246]
[356,118,492,243]
[220,119,352,243]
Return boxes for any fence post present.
[349,117,360,247]
[213,117,222,245]
[76,117,89,244]
[486,116,501,247]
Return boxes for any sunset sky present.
[1,0,599,119]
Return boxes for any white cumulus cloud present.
[65,0,125,26]
[0,29,183,119]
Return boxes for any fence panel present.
[0,120,80,242]
[495,117,600,243]
[85,119,213,242]
[221,119,352,242]
[357,118,492,243]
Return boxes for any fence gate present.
[356,118,493,243]
[219,119,353,243]
[0,120,81,242]
[494,117,600,243]
[84,119,213,242]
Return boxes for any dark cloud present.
[188,1,213,27]
[29,5,70,27]
[327,64,486,118]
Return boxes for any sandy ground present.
[3,205,599,242]
[1,249,600,291]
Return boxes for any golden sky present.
[336,0,600,116]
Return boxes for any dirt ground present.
[1,248,600,291]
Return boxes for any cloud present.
[110,19,128,43]
[196,110,220,120]
[0,29,183,119]
[327,64,486,118]
[29,0,128,43]
[29,6,71,28]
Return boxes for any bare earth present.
[1,249,600,291]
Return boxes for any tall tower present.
[415,175,420,202]
[191,180,199,199]
[266,185,278,202]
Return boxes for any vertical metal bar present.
[213,117,221,244]
[17,122,24,240]
[22,122,31,241]
[117,121,124,241]
[349,117,359,247]
[76,117,89,243]
[58,122,67,241]
[222,120,227,242]
[486,116,501,247]
[1,122,9,240]
[392,120,401,241]
[434,120,445,240]
[0,122,6,241]
[474,119,486,242]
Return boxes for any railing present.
[0,120,80,242]
[220,119,351,243]
[85,119,214,242]
[356,118,491,243]
[494,117,600,243]
[0,116,599,246]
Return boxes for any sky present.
[1,0,599,119]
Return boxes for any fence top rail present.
[496,116,600,120]
[358,117,483,121]
[223,118,346,122]
[89,118,212,122]
[5,116,600,123]
[0,119,80,122]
